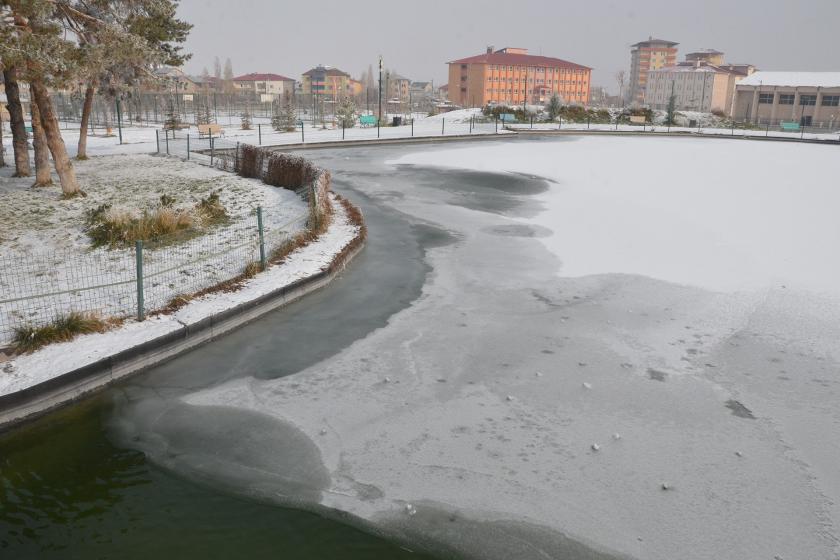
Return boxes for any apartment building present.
[232,73,295,99]
[628,37,679,105]
[645,51,755,114]
[447,47,591,107]
[732,72,840,126]
[301,66,354,99]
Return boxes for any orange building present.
[447,47,592,107]
[628,37,679,105]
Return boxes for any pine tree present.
[164,97,181,130]
[280,92,297,131]
[336,97,357,128]
[270,98,283,131]
[546,94,562,121]
[240,105,252,130]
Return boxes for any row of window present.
[484,77,585,85]
[759,93,840,106]
[485,89,584,95]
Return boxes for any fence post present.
[587,117,590,129]
[210,137,215,166]
[766,122,770,137]
[342,120,345,140]
[530,116,533,129]
[258,123,262,146]
[442,118,445,136]
[301,122,305,143]
[731,120,735,136]
[257,206,267,270]
[377,119,380,139]
[235,141,239,171]
[155,129,160,153]
[559,117,562,130]
[495,116,498,133]
[411,118,414,137]
[186,134,190,160]
[165,130,169,155]
[135,240,145,321]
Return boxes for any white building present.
[645,60,754,115]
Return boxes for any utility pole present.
[378,56,383,125]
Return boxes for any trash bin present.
[392,116,402,126]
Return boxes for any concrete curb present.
[509,128,840,145]
[0,236,365,431]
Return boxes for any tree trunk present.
[31,80,79,196]
[77,85,95,160]
[2,67,32,177]
[0,106,5,167]
[30,100,53,187]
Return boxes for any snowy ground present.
[0,154,308,346]
[0,192,360,395]
[132,137,840,559]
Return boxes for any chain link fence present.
[0,183,309,350]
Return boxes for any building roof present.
[411,81,431,88]
[650,62,748,76]
[233,72,294,82]
[448,50,591,70]
[686,49,724,56]
[737,71,840,88]
[302,66,350,77]
[631,37,679,48]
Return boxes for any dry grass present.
[12,311,110,354]
[85,191,228,248]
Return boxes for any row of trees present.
[0,0,191,196]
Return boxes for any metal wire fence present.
[0,198,309,349]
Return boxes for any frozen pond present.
[3,136,840,559]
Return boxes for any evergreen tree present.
[270,98,283,131]
[240,105,252,130]
[336,97,357,128]
[546,94,562,121]
[280,92,297,131]
[164,97,181,129]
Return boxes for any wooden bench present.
[197,123,224,138]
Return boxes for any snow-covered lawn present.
[0,193,360,395]
[0,154,308,346]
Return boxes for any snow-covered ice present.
[115,137,840,559]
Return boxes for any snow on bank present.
[388,136,840,298]
[0,193,360,396]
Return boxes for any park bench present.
[359,115,377,127]
[197,123,223,138]
[780,121,800,132]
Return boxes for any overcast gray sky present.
[177,0,839,92]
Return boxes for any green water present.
[0,394,433,560]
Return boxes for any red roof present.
[232,72,294,82]
[448,51,590,70]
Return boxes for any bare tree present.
[615,70,626,107]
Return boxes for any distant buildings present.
[301,66,354,99]
[447,47,591,107]
[644,51,755,115]
[386,73,411,102]
[628,37,679,105]
[733,72,840,126]
[232,72,295,100]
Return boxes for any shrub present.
[13,312,109,354]
[85,193,227,248]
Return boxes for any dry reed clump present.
[85,192,227,248]
[12,311,111,354]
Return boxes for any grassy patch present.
[12,312,109,354]
[85,191,228,248]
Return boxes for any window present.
[758,93,774,104]
[800,95,817,106]
[822,95,840,106]
[779,94,795,105]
